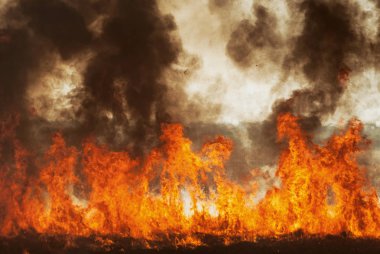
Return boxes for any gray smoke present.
[222,0,378,168]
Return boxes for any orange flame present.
[1,113,380,246]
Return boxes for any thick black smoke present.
[80,0,181,154]
[0,28,41,117]
[0,0,95,175]
[20,0,92,59]
[0,0,185,156]
[0,0,92,116]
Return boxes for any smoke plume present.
[0,0,380,188]
[0,0,192,157]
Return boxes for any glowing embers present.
[0,113,380,246]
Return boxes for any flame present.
[1,113,380,247]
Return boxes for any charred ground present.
[1,233,380,254]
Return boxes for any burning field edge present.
[1,233,380,254]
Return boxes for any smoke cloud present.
[0,0,380,189]
[228,0,380,168]
[227,4,281,68]
[0,0,198,157]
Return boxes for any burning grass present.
[1,113,380,249]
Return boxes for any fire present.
[1,113,380,247]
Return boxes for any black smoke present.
[0,0,378,175]
[20,0,92,59]
[80,0,181,154]
[0,0,185,156]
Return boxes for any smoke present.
[78,0,183,154]
[0,0,380,187]
[226,0,379,168]
[0,0,199,157]
[0,28,41,116]
[160,0,380,188]
[226,4,281,68]
[20,0,92,59]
